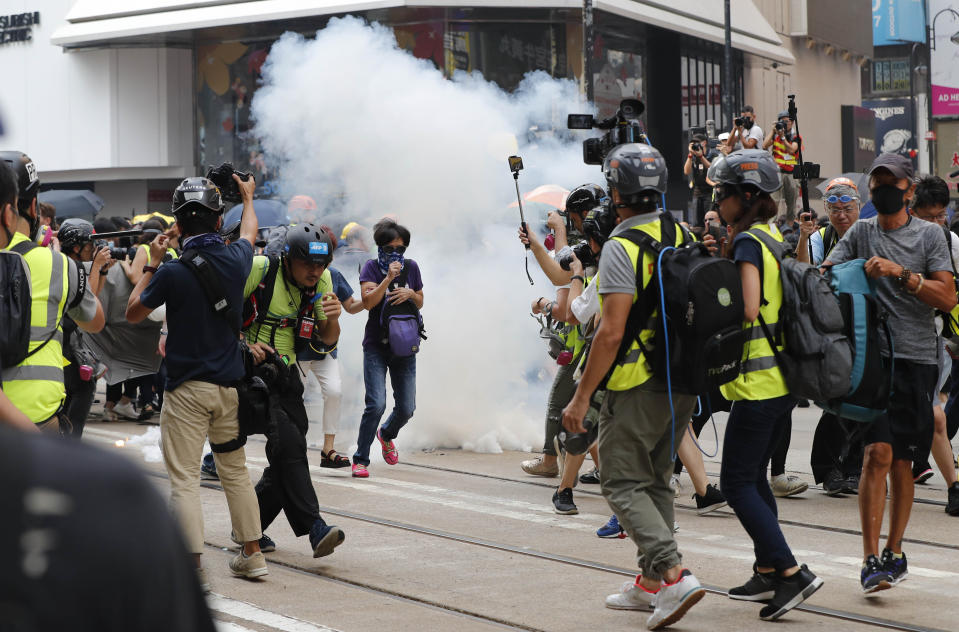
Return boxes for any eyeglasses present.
[381,245,406,255]
[827,207,857,216]
[913,211,948,222]
[825,195,857,204]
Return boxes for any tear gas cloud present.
[253,17,601,454]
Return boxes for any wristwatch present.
[897,267,911,286]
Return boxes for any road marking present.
[215,621,258,632]
[208,593,342,632]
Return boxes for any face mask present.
[377,247,405,274]
[871,185,905,216]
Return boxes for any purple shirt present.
[359,258,423,350]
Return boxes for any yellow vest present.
[599,218,686,391]
[138,243,179,260]
[720,223,789,401]
[1,232,71,422]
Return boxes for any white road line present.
[215,621,259,632]
[208,593,342,632]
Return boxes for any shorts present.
[865,359,936,462]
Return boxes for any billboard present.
[934,120,959,197]
[873,0,926,46]
[931,0,959,117]
[862,97,917,169]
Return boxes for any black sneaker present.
[579,467,601,485]
[842,473,860,495]
[759,565,823,621]
[861,554,892,594]
[200,453,219,481]
[946,482,959,516]
[552,487,578,515]
[913,464,933,484]
[880,548,908,586]
[694,484,727,515]
[728,564,776,602]
[822,469,845,497]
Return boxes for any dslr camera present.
[558,241,596,271]
[568,98,647,165]
[206,162,254,204]
[95,240,136,262]
[774,121,785,132]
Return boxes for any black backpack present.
[616,212,746,394]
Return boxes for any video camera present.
[568,98,647,165]
[206,162,254,204]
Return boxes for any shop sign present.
[1,12,40,45]
[862,97,916,169]
[873,0,926,46]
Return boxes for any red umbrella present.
[508,184,570,211]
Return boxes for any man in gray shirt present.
[824,153,956,594]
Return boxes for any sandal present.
[321,449,351,469]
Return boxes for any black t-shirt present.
[140,238,253,390]
[0,426,215,632]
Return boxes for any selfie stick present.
[787,95,811,218]
[509,159,535,286]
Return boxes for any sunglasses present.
[825,195,857,204]
[381,245,406,255]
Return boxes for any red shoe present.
[351,463,369,478]
[377,428,399,465]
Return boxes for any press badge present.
[298,316,315,339]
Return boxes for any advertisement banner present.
[873,0,926,46]
[934,120,959,197]
[862,98,917,169]
[841,105,878,173]
[931,0,959,117]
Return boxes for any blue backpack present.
[819,259,894,422]
[379,267,426,357]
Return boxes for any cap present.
[717,132,730,142]
[868,153,915,181]
[778,110,791,120]
[824,177,859,200]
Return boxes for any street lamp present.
[929,7,959,50]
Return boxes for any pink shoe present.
[352,463,369,478]
[377,429,399,465]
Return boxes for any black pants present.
[106,375,154,408]
[63,362,96,439]
[255,370,324,537]
[770,417,791,477]
[810,412,865,484]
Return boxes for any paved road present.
[81,403,958,632]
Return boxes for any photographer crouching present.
[126,172,267,589]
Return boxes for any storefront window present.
[447,22,567,89]
[592,16,646,120]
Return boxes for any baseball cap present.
[868,153,914,181]
[778,110,791,120]
[717,132,730,142]
[824,176,859,200]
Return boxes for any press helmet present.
[582,203,617,247]
[58,218,96,253]
[602,143,668,205]
[565,184,609,215]
[0,151,40,214]
[284,223,333,266]
[706,149,782,194]
[171,177,224,218]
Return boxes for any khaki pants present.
[598,381,696,581]
[160,380,261,554]
[775,171,798,222]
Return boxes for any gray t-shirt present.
[826,216,953,364]
[598,212,662,296]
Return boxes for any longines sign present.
[1,12,40,45]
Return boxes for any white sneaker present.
[670,474,682,498]
[196,567,210,594]
[113,400,138,420]
[770,474,808,498]
[606,579,657,611]
[646,570,705,630]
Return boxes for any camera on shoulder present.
[206,163,253,204]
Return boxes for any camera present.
[206,162,253,204]
[734,117,745,127]
[557,418,598,455]
[774,121,785,132]
[691,142,702,153]
[95,240,136,262]
[558,241,596,271]
[568,98,647,165]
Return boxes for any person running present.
[562,143,704,630]
[352,218,424,478]
[823,154,956,593]
[708,149,823,620]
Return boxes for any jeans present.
[353,346,416,467]
[720,395,798,571]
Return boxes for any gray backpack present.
[747,229,853,401]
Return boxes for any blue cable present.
[656,245,678,459]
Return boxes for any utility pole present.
[583,0,594,102]
[722,0,733,128]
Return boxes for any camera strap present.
[177,248,239,337]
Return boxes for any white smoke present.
[252,17,600,453]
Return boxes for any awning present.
[53,0,794,65]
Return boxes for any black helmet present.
[284,223,332,265]
[0,151,40,214]
[565,184,609,215]
[602,143,668,203]
[582,202,617,247]
[58,218,96,252]
[707,149,781,194]
[171,177,224,217]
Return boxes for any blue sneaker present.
[597,514,626,539]
[880,548,908,586]
[860,554,892,594]
[200,453,219,480]
[309,521,345,558]
[230,531,276,553]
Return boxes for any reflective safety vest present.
[771,134,798,172]
[564,273,595,360]
[720,223,789,402]
[1,231,71,422]
[138,243,179,261]
[598,218,686,391]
